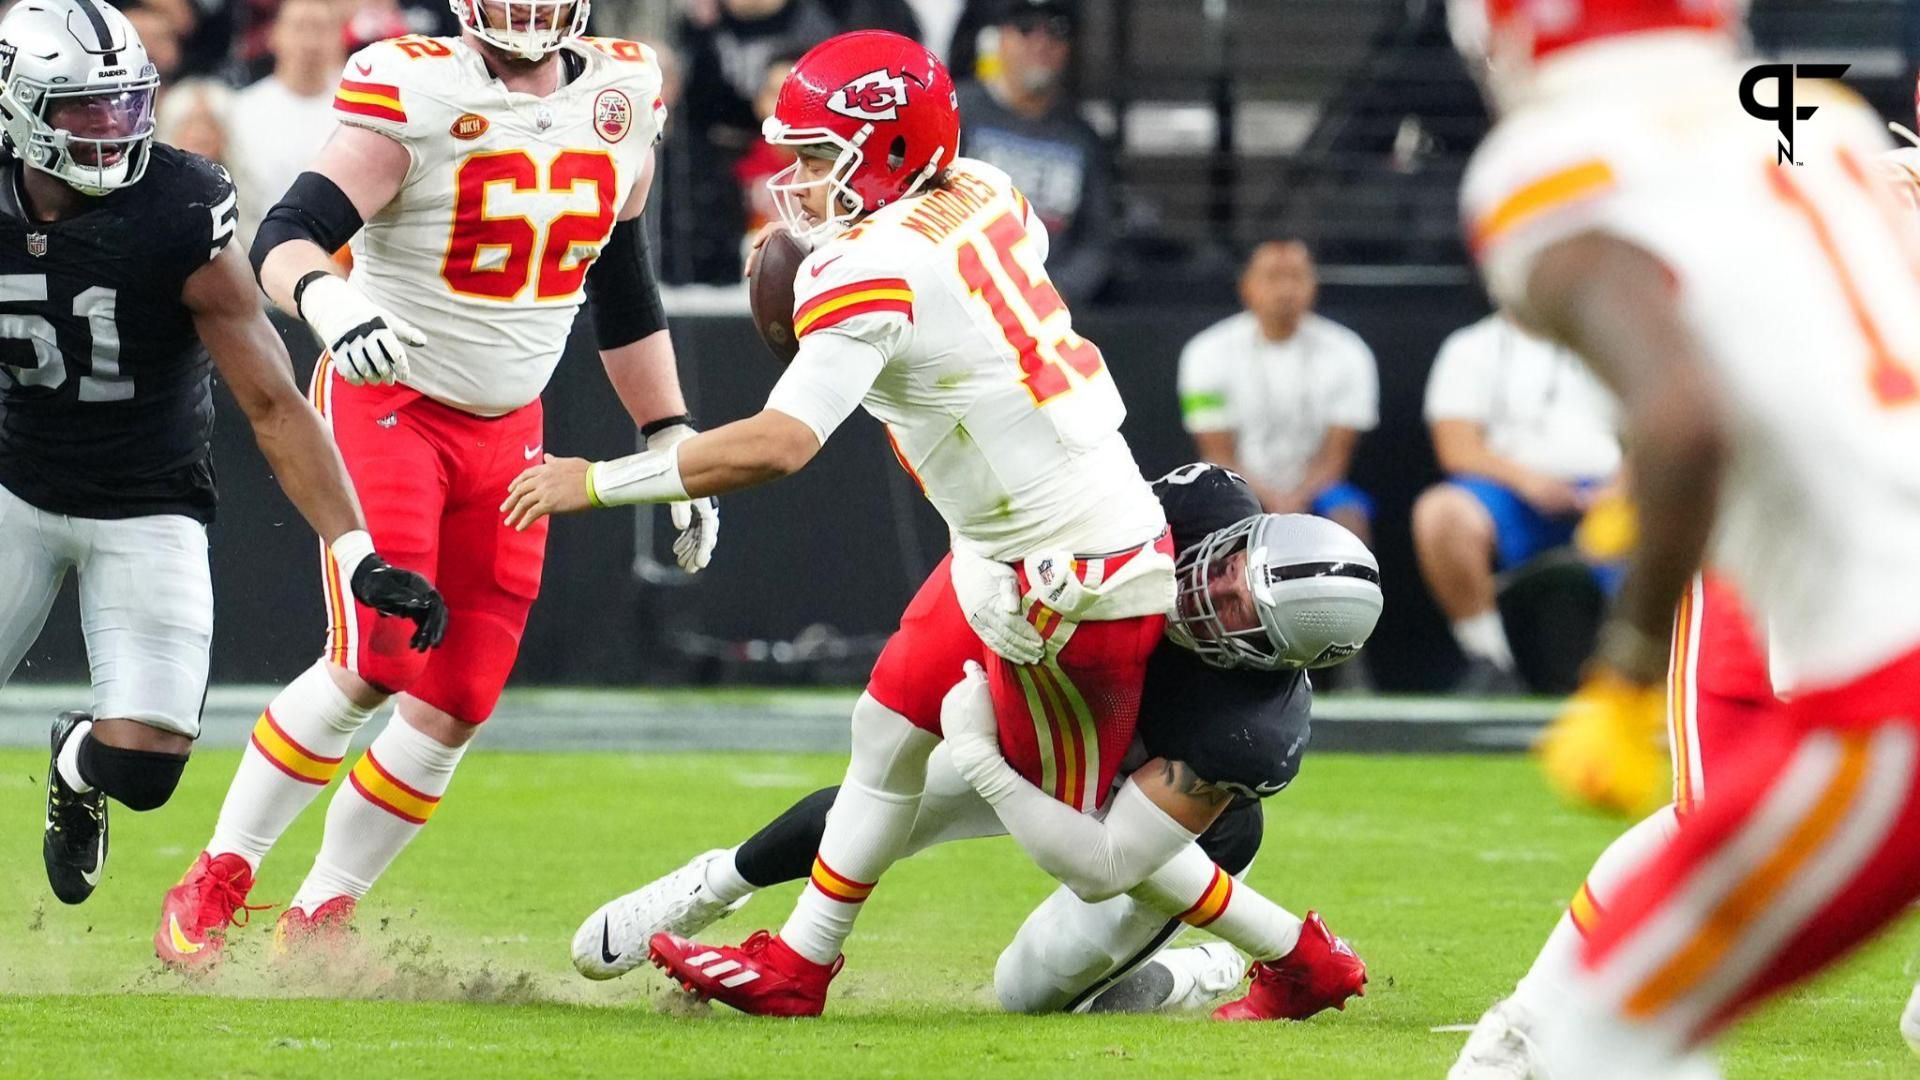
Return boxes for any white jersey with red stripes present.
[1463,55,1920,691]
[332,35,665,416]
[789,158,1165,561]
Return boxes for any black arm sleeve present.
[583,216,669,351]
[249,171,365,277]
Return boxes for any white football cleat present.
[1900,981,1920,1055]
[1450,997,1540,1080]
[571,849,750,981]
[1156,942,1251,1011]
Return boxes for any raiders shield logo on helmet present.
[828,69,910,122]
[595,89,633,143]
[26,232,47,257]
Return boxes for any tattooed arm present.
[1141,757,1238,833]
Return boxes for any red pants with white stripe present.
[866,534,1173,811]
[1667,574,1792,816]
[311,361,547,724]
[1579,642,1920,1047]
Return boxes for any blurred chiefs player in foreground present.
[1454,575,1791,1078]
[156,0,711,968]
[506,30,1178,1016]
[1449,0,1920,1075]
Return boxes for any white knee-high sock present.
[1131,843,1302,961]
[778,693,936,965]
[289,714,465,913]
[1512,803,1679,1015]
[208,662,375,870]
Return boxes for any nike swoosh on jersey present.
[524,445,542,460]
[809,255,844,277]
[600,920,620,964]
[356,62,374,76]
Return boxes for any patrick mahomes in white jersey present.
[505,30,1175,1017]
[156,1,713,970]
[1446,0,1920,1077]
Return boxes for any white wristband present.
[329,528,377,581]
[586,444,689,507]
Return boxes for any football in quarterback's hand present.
[749,228,810,365]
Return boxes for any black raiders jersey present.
[1135,463,1314,800]
[0,144,238,523]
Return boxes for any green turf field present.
[2,748,1917,1079]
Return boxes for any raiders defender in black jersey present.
[574,464,1383,1019]
[0,0,445,906]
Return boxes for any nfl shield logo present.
[26,232,47,257]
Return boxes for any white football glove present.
[940,661,1018,803]
[644,422,719,573]
[299,274,426,387]
[950,543,1044,665]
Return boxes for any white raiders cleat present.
[1901,981,1920,1055]
[1156,942,1252,1011]
[571,849,750,980]
[1450,997,1540,1080]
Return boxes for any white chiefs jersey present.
[332,35,665,415]
[1463,52,1920,689]
[789,159,1164,561]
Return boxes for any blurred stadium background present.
[8,0,1917,717]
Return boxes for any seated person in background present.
[1177,239,1379,547]
[955,0,1112,304]
[1413,311,1623,694]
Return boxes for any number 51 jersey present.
[333,35,665,416]
[0,144,237,522]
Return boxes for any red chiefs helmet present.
[762,30,959,242]
[1450,0,1740,104]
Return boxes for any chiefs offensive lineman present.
[506,31,1177,1017]
[156,0,710,967]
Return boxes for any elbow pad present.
[251,171,365,277]
[583,216,669,350]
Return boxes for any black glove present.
[350,555,448,651]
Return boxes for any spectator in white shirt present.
[224,0,345,250]
[1177,240,1380,545]
[1414,312,1624,693]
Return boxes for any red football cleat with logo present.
[273,895,358,961]
[154,851,267,972]
[648,930,843,1017]
[1213,911,1367,1021]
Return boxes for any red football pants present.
[1582,643,1920,1046]
[311,359,547,724]
[867,534,1173,811]
[1667,574,1793,817]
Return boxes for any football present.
[748,227,810,365]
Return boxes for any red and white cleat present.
[648,930,842,1017]
[154,851,266,972]
[272,895,357,961]
[1213,911,1366,1021]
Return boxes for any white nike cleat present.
[1900,981,1920,1055]
[571,849,750,980]
[1450,997,1540,1080]
[1156,942,1251,1011]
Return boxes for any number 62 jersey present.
[0,144,237,523]
[333,35,666,416]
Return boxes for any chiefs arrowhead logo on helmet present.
[828,69,910,122]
